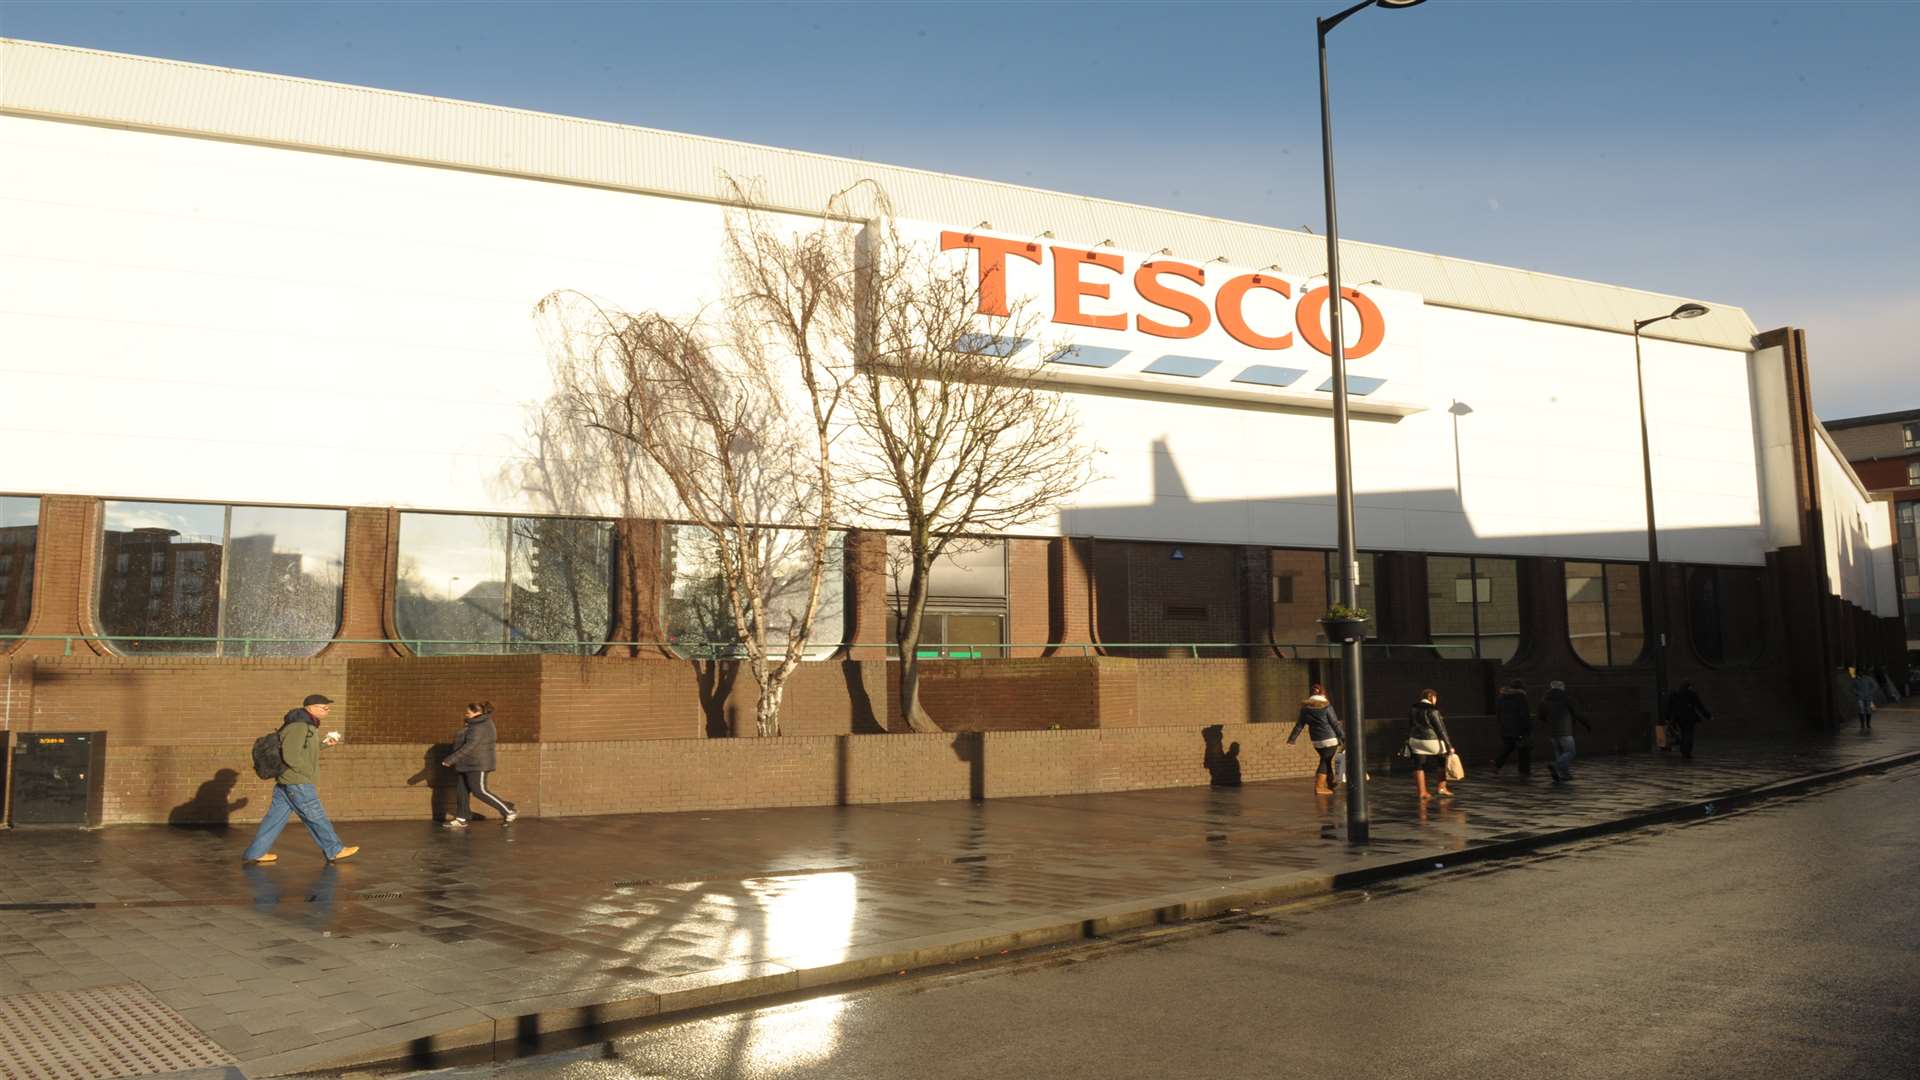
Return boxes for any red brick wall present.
[888,658,1101,731]
[96,743,542,826]
[1007,539,1051,657]
[13,656,348,744]
[1122,658,1313,727]
[347,656,542,744]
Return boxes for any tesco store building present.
[0,40,1903,824]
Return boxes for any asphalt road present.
[402,762,1920,1080]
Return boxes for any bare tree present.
[534,181,857,736]
[846,213,1096,733]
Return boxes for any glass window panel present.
[1565,561,1612,667]
[1604,564,1646,665]
[944,614,1004,657]
[509,517,614,655]
[99,501,226,654]
[0,496,39,636]
[1426,555,1477,659]
[1476,558,1521,662]
[223,507,345,657]
[395,513,510,655]
[664,524,843,659]
[889,538,1007,600]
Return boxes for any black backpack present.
[250,726,287,780]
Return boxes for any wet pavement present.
[0,714,1916,1077]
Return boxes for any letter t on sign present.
[941,231,1043,317]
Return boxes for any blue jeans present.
[243,784,344,860]
[1551,736,1577,779]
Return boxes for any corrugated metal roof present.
[0,37,1760,350]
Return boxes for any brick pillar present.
[841,530,889,659]
[322,507,404,658]
[610,518,671,657]
[1007,539,1050,657]
[1047,537,1096,656]
[12,495,106,657]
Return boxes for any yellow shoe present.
[245,853,278,864]
[329,845,359,862]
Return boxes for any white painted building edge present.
[1812,422,1898,617]
[0,37,1757,349]
[0,43,1872,580]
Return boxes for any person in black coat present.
[1664,681,1712,759]
[442,701,516,827]
[1491,678,1533,776]
[1287,683,1347,796]
[1407,689,1456,801]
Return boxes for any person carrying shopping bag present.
[441,701,517,827]
[1407,689,1457,801]
[1287,683,1346,796]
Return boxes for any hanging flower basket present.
[1319,605,1372,644]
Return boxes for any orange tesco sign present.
[941,231,1387,360]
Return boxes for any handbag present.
[1444,751,1465,782]
[1331,749,1346,782]
[1653,723,1669,749]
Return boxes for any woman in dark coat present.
[442,701,516,827]
[1287,683,1346,796]
[1407,689,1456,801]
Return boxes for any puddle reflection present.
[716,871,856,1067]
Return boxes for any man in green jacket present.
[242,694,359,864]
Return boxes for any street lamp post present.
[1317,0,1425,845]
[1630,302,1710,748]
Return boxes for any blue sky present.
[4,0,1915,419]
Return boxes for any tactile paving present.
[0,983,233,1080]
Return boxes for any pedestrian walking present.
[441,701,517,827]
[1664,680,1712,760]
[1849,667,1878,733]
[1406,689,1456,801]
[1287,683,1346,795]
[242,694,359,864]
[1538,680,1591,784]
[1491,678,1532,776]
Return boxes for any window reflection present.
[1427,555,1520,661]
[663,525,844,658]
[396,512,614,655]
[98,501,343,656]
[0,496,40,637]
[1566,561,1645,668]
[225,507,346,656]
[887,538,1006,658]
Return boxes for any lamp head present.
[1670,303,1709,320]
[1378,0,1429,7]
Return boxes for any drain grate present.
[0,983,234,1080]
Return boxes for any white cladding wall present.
[1813,430,1897,617]
[0,115,1768,566]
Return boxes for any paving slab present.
[0,714,1916,1076]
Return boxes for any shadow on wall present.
[404,743,459,822]
[167,768,249,829]
[1201,724,1242,787]
[695,660,740,738]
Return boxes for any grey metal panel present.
[0,38,1760,351]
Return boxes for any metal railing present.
[0,633,1484,661]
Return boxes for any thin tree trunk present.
[897,565,938,733]
[757,677,783,738]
